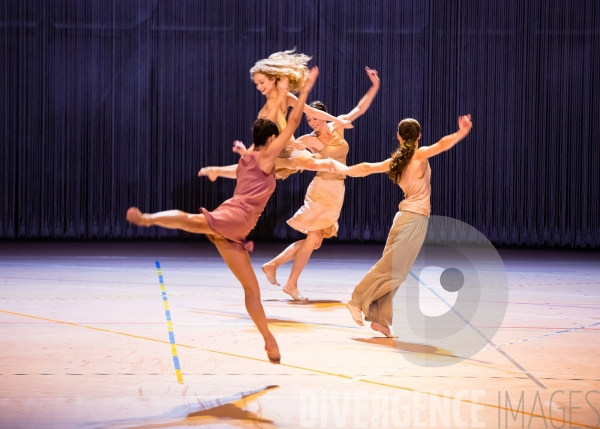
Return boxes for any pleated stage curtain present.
[1,0,599,246]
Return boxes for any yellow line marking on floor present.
[0,308,592,428]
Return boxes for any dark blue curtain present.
[1,0,599,246]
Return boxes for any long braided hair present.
[388,118,421,183]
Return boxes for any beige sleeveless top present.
[314,130,349,180]
[398,161,431,216]
[258,100,295,159]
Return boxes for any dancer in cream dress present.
[261,67,380,300]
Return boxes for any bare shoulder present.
[412,144,432,161]
[408,157,428,178]
[257,149,274,174]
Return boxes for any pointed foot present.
[265,341,281,364]
[262,263,281,286]
[346,302,364,326]
[198,167,218,182]
[370,322,395,338]
[283,285,308,301]
[126,207,151,227]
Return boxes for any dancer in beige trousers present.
[331,114,473,337]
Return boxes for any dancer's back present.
[230,151,277,219]
[398,161,431,216]
[201,151,276,251]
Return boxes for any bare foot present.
[198,167,218,182]
[265,339,280,364]
[282,284,308,301]
[371,322,394,338]
[261,263,280,286]
[346,302,364,326]
[126,207,152,227]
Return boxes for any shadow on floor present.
[92,385,280,429]
[188,308,352,332]
[263,299,345,312]
[352,337,491,364]
[353,337,445,354]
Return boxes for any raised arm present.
[287,93,353,129]
[412,115,472,162]
[232,140,252,156]
[338,67,380,123]
[261,69,319,168]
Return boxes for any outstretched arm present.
[412,115,473,162]
[284,154,331,172]
[287,93,353,129]
[331,158,391,177]
[280,155,389,176]
[338,67,380,123]
[296,133,323,153]
[198,140,251,181]
[198,164,237,181]
[261,69,319,169]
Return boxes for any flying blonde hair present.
[249,49,312,94]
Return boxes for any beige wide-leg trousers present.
[349,211,428,326]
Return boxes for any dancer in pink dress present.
[126,68,321,364]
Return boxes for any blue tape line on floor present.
[155,261,184,384]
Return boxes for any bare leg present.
[261,240,306,286]
[282,231,323,301]
[126,207,213,234]
[213,240,280,363]
[198,165,237,181]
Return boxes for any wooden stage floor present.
[0,241,599,429]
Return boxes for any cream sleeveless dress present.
[286,130,348,238]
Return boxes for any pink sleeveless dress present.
[200,151,276,252]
